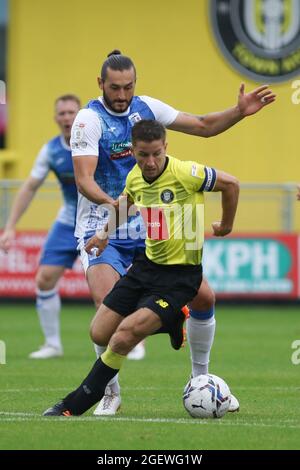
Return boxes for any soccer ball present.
[183,374,231,419]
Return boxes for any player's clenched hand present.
[212,222,232,237]
[0,229,15,253]
[85,234,108,257]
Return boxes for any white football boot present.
[28,344,63,359]
[127,342,146,360]
[93,386,121,416]
[228,393,240,412]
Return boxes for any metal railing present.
[0,179,62,229]
[241,182,297,232]
[0,179,299,232]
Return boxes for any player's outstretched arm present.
[211,171,240,237]
[168,83,276,138]
[0,176,43,252]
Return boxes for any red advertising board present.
[0,231,90,298]
[0,231,300,299]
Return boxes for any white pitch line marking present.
[0,386,299,393]
[0,412,300,429]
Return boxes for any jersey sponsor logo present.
[111,149,132,160]
[210,0,300,83]
[155,299,169,308]
[128,112,142,125]
[111,142,132,151]
[110,141,133,160]
[160,189,174,203]
[140,207,169,240]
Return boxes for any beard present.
[102,90,133,113]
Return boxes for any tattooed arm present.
[167,84,275,138]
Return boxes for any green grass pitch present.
[0,303,300,450]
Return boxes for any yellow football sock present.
[101,345,126,370]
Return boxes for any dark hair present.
[101,49,136,80]
[55,94,81,107]
[131,120,166,145]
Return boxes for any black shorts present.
[103,253,202,333]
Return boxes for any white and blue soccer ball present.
[183,374,231,419]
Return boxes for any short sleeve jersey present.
[125,156,216,265]
[70,96,179,239]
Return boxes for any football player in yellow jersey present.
[43,120,239,416]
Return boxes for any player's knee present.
[110,330,133,354]
[35,270,55,291]
[90,323,108,347]
[189,284,216,311]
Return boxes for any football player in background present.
[0,95,81,359]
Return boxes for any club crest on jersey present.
[210,0,300,83]
[160,189,174,203]
[129,112,142,125]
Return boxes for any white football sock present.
[36,288,62,350]
[94,343,120,395]
[94,343,106,359]
[187,314,216,377]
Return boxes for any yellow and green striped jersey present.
[125,155,216,265]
